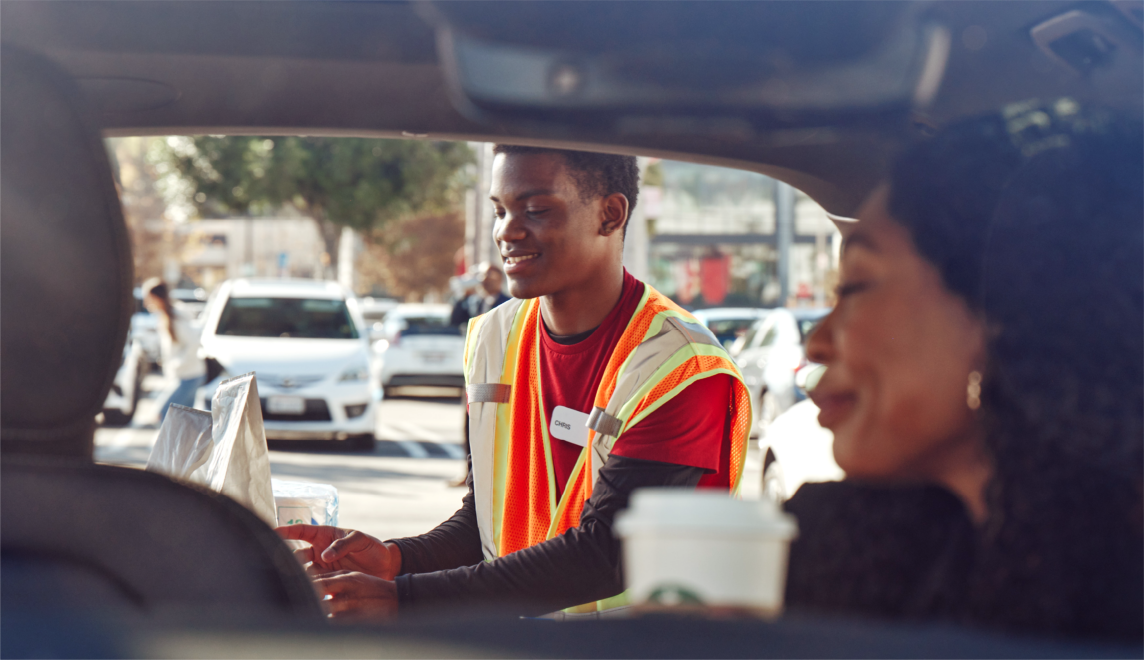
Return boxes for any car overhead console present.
[420,1,950,133]
[1025,3,1143,117]
[1111,0,1144,29]
[1030,5,1143,76]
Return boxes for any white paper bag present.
[206,373,277,526]
[146,404,213,480]
[146,372,278,527]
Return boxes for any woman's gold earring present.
[967,371,983,410]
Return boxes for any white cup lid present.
[615,488,798,538]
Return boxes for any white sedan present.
[691,307,771,349]
[732,307,830,435]
[760,400,843,502]
[196,278,377,448]
[372,304,465,397]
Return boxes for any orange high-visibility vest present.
[463,284,752,613]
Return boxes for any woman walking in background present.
[142,278,206,422]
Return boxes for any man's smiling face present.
[489,151,615,300]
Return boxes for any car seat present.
[0,47,322,619]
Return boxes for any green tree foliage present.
[159,136,473,271]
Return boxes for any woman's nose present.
[805,309,837,365]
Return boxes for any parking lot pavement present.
[741,439,763,501]
[95,384,761,541]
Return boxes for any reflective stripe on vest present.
[463,285,752,613]
[467,383,511,404]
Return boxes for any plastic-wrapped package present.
[146,372,277,527]
[272,479,339,527]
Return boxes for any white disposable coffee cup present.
[614,488,798,616]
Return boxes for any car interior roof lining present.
[4,0,1141,216]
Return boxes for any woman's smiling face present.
[806,186,987,483]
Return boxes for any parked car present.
[196,278,377,449]
[759,400,844,502]
[690,307,771,349]
[373,303,465,397]
[360,296,400,328]
[171,286,209,320]
[733,308,830,435]
[100,338,145,427]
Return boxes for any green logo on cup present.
[648,584,705,607]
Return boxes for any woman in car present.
[788,101,1142,641]
[142,278,207,422]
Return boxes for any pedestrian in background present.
[142,277,206,422]
[449,262,510,329]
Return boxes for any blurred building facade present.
[177,218,327,289]
[461,147,840,310]
[641,160,840,309]
[115,135,837,307]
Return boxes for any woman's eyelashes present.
[835,280,872,299]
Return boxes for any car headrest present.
[1,48,134,458]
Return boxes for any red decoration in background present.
[699,253,730,304]
[673,259,698,304]
[454,247,467,277]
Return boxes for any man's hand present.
[313,571,398,620]
[277,525,402,580]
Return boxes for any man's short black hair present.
[491,145,640,237]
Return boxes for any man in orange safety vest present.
[280,146,752,618]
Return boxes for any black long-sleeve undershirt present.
[390,454,706,616]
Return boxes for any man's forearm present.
[389,457,485,575]
[396,455,706,616]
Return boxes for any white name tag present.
[549,405,591,447]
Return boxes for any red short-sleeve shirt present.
[538,270,733,496]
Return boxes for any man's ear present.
[599,193,629,237]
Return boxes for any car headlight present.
[339,362,370,382]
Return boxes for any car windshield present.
[706,318,757,344]
[399,315,461,337]
[216,297,359,339]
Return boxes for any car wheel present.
[101,408,132,427]
[130,365,144,413]
[351,434,376,452]
[762,456,786,502]
[756,390,779,438]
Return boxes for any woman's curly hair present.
[887,102,1143,638]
